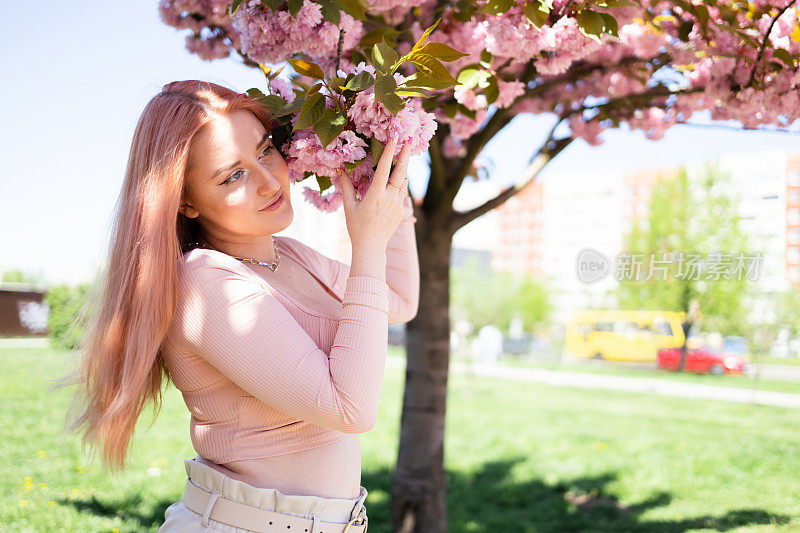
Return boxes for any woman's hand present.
[339,135,412,252]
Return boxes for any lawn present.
[3,346,799,532]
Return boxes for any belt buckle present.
[343,513,367,532]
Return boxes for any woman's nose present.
[254,166,281,194]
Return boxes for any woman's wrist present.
[350,245,387,281]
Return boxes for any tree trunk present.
[390,213,453,533]
[677,320,689,372]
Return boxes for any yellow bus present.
[565,309,686,362]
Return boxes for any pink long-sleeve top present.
[161,194,419,463]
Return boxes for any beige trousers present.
[157,456,369,532]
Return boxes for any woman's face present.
[180,109,292,244]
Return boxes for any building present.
[494,148,800,326]
[0,282,50,336]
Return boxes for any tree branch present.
[442,52,674,213]
[746,0,797,89]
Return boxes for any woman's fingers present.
[369,135,398,198]
[389,142,411,190]
[339,173,355,208]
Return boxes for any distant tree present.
[46,283,92,350]
[451,256,551,333]
[1,269,46,284]
[751,287,800,355]
[618,162,752,343]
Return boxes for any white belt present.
[180,478,368,533]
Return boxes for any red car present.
[656,347,750,375]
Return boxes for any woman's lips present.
[260,191,284,211]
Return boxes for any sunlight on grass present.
[2,347,799,531]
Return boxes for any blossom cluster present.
[231,0,363,64]
[158,0,241,61]
[282,62,437,211]
[159,0,800,198]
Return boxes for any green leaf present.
[316,174,333,193]
[335,0,367,20]
[371,39,399,73]
[407,53,458,86]
[395,88,432,98]
[349,50,368,66]
[522,1,549,29]
[480,0,514,15]
[294,92,325,130]
[677,20,694,41]
[443,101,477,120]
[329,76,346,93]
[374,71,398,100]
[360,27,401,48]
[480,74,499,105]
[228,0,246,16]
[344,71,374,91]
[415,42,469,62]
[247,88,288,114]
[272,95,305,118]
[370,136,385,163]
[411,18,441,53]
[344,157,366,173]
[575,9,607,42]
[479,50,493,68]
[307,82,323,96]
[693,3,710,25]
[456,64,482,89]
[402,72,459,90]
[313,108,348,149]
[599,13,619,38]
[287,0,303,17]
[772,47,795,66]
[286,57,325,80]
[315,0,340,25]
[453,0,477,21]
[378,92,405,115]
[260,0,283,12]
[443,102,459,119]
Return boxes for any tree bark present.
[390,211,453,533]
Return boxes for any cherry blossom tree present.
[159,1,800,530]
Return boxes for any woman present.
[57,80,420,532]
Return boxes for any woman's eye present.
[259,145,274,159]
[221,170,243,185]
[221,145,273,185]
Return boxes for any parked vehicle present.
[722,335,748,355]
[656,346,750,375]
[502,334,535,355]
[388,323,406,346]
[565,309,686,362]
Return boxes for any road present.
[386,356,800,409]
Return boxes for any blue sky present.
[2,1,800,285]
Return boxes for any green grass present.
[752,354,800,367]
[3,347,800,532]
[499,356,800,395]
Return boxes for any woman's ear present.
[179,201,199,219]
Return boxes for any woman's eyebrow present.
[209,131,271,181]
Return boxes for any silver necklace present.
[191,237,282,272]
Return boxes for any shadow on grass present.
[361,457,793,533]
[57,493,170,532]
[58,456,793,532]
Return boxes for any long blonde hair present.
[52,80,277,476]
